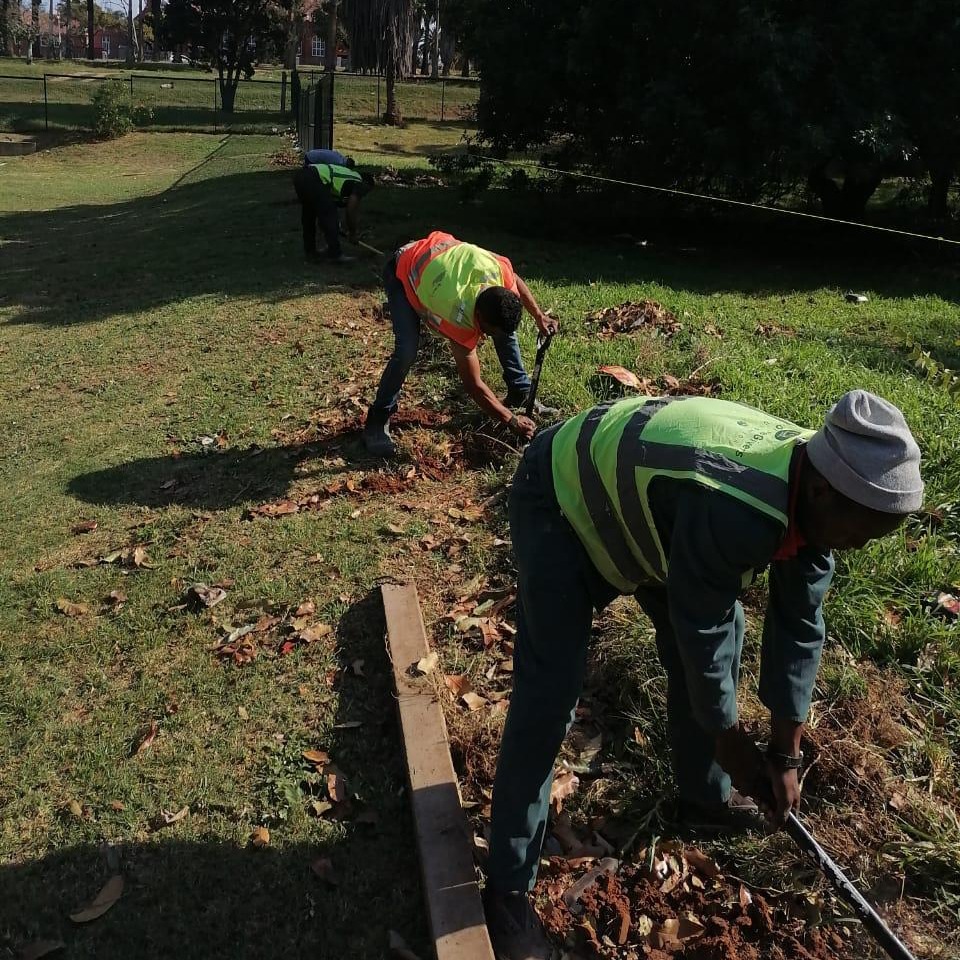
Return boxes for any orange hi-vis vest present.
[395,231,519,350]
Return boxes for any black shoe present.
[483,889,554,960]
[676,788,761,831]
[504,390,558,417]
[327,253,356,264]
[362,409,397,457]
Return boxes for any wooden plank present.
[382,582,495,960]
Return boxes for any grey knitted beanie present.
[806,390,924,514]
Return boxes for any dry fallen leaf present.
[299,623,333,643]
[71,520,98,535]
[153,805,189,830]
[185,583,227,609]
[20,940,66,960]
[351,659,365,677]
[684,847,721,879]
[238,705,250,720]
[327,771,347,803]
[310,857,337,884]
[109,800,125,812]
[416,651,439,674]
[303,749,330,766]
[295,600,316,617]
[738,883,753,909]
[251,826,270,847]
[130,545,150,568]
[462,691,488,712]
[598,365,643,389]
[55,598,90,618]
[133,720,159,756]
[69,875,124,923]
[444,674,473,699]
[550,769,580,814]
[106,590,128,607]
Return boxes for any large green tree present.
[473,0,951,219]
[162,0,289,111]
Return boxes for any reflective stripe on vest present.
[402,236,506,349]
[551,396,811,593]
[311,162,362,198]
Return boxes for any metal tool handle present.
[783,812,916,960]
[524,332,553,418]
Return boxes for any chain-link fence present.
[0,71,290,133]
[0,68,478,134]
[298,71,479,124]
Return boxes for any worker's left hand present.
[535,312,559,336]
[764,762,801,828]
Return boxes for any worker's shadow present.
[66,435,363,511]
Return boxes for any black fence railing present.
[295,72,334,153]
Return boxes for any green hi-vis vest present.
[310,162,362,198]
[551,396,813,593]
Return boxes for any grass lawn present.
[0,59,477,133]
[1,122,959,959]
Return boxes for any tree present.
[150,0,160,57]
[86,0,94,57]
[163,0,289,112]
[30,0,40,59]
[344,0,415,124]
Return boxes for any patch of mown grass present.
[2,122,960,958]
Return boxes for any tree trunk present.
[430,0,439,78]
[86,0,93,57]
[808,160,883,220]
[150,0,160,58]
[439,31,455,77]
[219,70,238,112]
[31,0,39,60]
[64,0,72,56]
[282,0,299,70]
[419,33,428,75]
[383,48,400,124]
[126,0,134,63]
[323,0,337,71]
[928,164,953,219]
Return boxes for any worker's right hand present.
[714,724,764,796]
[509,414,536,440]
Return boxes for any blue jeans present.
[487,430,739,893]
[370,259,532,418]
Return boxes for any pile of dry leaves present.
[586,301,682,340]
[536,844,849,960]
[596,367,721,399]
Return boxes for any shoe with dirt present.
[504,390,559,417]
[676,788,761,831]
[483,889,554,960]
[362,411,397,457]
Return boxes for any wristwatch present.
[766,747,804,771]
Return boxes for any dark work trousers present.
[486,429,742,894]
[292,167,341,259]
[369,256,532,419]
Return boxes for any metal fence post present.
[281,70,287,113]
[328,70,334,148]
[129,74,133,99]
[213,77,218,129]
[440,78,445,122]
[43,74,49,130]
[376,73,381,120]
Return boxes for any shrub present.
[91,81,136,139]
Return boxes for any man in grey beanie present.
[484,390,922,960]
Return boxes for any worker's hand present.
[535,312,559,337]
[714,724,764,796]
[509,414,536,440]
[764,761,801,828]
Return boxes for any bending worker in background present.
[484,390,924,960]
[302,147,354,168]
[363,231,559,457]
[292,161,373,263]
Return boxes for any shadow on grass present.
[65,426,376,510]
[0,588,435,960]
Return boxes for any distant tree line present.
[469,0,960,219]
